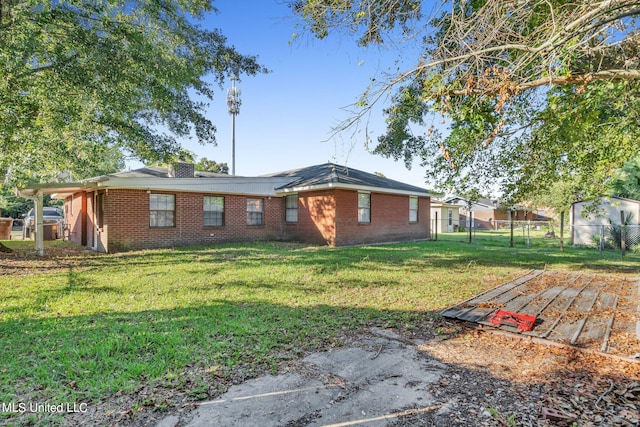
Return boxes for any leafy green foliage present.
[151,149,229,173]
[1,0,266,187]
[291,0,640,203]
[609,155,640,200]
[607,213,638,250]
[196,158,229,174]
[289,0,421,45]
[0,189,31,218]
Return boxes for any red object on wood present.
[489,309,537,331]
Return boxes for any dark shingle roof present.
[105,167,229,179]
[263,163,429,195]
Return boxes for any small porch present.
[17,183,99,255]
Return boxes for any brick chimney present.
[168,162,195,178]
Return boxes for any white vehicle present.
[22,207,64,239]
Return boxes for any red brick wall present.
[103,189,284,252]
[66,188,431,251]
[86,191,96,250]
[334,190,430,246]
[283,189,430,247]
[64,192,86,246]
[468,209,537,229]
[283,190,337,245]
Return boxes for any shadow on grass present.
[0,301,436,413]
[1,299,637,427]
[3,239,638,278]
[2,240,638,425]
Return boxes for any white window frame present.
[285,194,298,223]
[247,198,264,226]
[358,192,371,224]
[204,196,224,227]
[150,193,175,228]
[409,196,418,222]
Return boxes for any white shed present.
[570,196,640,245]
[430,201,461,233]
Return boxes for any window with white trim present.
[247,198,264,226]
[204,196,224,227]
[150,194,175,227]
[409,196,418,222]
[285,194,298,223]
[358,192,371,223]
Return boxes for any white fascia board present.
[96,177,295,197]
[431,202,460,209]
[16,183,96,198]
[275,182,431,197]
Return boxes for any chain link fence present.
[572,224,640,252]
[431,218,640,255]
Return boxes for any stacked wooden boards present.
[441,270,640,358]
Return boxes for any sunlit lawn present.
[0,237,637,424]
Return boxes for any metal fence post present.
[510,210,514,248]
[599,225,604,254]
[434,212,438,241]
[560,212,564,253]
[620,211,626,258]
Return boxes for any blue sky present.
[132,0,432,188]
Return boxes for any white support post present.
[35,191,44,256]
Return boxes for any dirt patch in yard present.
[420,324,640,426]
[0,242,96,275]
[64,322,638,427]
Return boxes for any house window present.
[247,198,263,226]
[448,209,453,226]
[150,194,175,227]
[409,196,418,222]
[204,196,224,227]
[285,194,298,223]
[358,192,371,223]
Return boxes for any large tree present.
[609,154,640,200]
[291,0,640,202]
[1,0,266,187]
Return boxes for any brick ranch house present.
[444,196,551,230]
[19,163,431,252]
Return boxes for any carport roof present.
[16,182,97,198]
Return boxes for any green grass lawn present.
[0,238,638,424]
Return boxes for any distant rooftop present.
[106,166,230,179]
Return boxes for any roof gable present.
[572,195,640,206]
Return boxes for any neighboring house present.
[570,196,640,245]
[430,200,461,233]
[444,196,548,229]
[18,163,431,252]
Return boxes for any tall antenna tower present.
[227,75,241,176]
